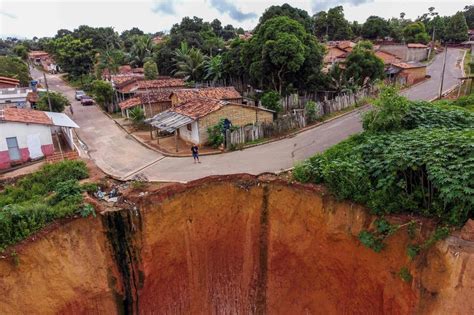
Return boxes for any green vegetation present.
[143,60,159,80]
[0,161,92,251]
[344,41,385,87]
[0,56,31,85]
[294,87,473,227]
[207,119,226,148]
[399,267,413,282]
[305,101,317,123]
[37,91,70,112]
[261,91,282,113]
[128,107,145,126]
[91,80,114,109]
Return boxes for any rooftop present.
[136,78,186,90]
[171,87,242,104]
[392,61,426,69]
[0,76,20,86]
[374,50,401,65]
[0,107,52,125]
[28,51,49,57]
[407,43,428,49]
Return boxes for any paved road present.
[30,49,465,182]
[401,48,464,101]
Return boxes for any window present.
[186,123,192,131]
[6,137,21,161]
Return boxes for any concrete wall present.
[197,104,273,145]
[178,121,199,144]
[379,45,428,62]
[402,67,427,85]
[0,122,54,169]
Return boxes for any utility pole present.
[43,72,52,112]
[439,45,448,99]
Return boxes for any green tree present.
[90,80,114,108]
[403,22,430,43]
[37,91,70,112]
[242,16,324,94]
[261,91,282,113]
[345,41,385,87]
[204,55,223,84]
[130,35,154,67]
[13,44,28,60]
[362,16,390,39]
[94,49,125,78]
[257,3,314,33]
[445,11,469,43]
[48,35,94,78]
[143,60,159,80]
[173,46,207,81]
[313,6,353,40]
[129,107,145,125]
[464,5,474,29]
[0,56,31,85]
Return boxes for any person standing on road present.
[191,144,201,164]
[70,104,74,115]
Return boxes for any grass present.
[0,160,93,251]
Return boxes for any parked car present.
[75,90,86,100]
[80,96,94,106]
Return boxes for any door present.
[27,134,43,159]
[6,137,21,161]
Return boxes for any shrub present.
[129,107,145,125]
[144,60,159,80]
[37,91,70,112]
[0,161,89,250]
[305,101,318,123]
[207,119,225,148]
[399,267,413,282]
[261,91,282,113]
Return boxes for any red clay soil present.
[0,175,473,314]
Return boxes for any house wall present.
[143,101,172,117]
[197,105,273,145]
[379,45,428,62]
[178,121,199,144]
[0,122,54,169]
[401,67,427,85]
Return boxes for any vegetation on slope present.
[0,161,95,250]
[293,87,474,227]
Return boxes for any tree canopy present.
[0,56,31,85]
[344,41,385,87]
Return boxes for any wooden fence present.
[227,86,377,147]
[227,111,306,148]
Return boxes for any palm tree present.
[130,36,154,67]
[173,46,207,81]
[95,49,124,78]
[204,55,223,85]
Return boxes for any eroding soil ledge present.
[0,174,473,314]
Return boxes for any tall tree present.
[445,11,469,43]
[256,3,314,33]
[204,55,223,84]
[362,16,390,39]
[403,22,430,43]
[464,5,474,29]
[173,46,207,81]
[344,41,385,87]
[130,36,154,67]
[0,56,31,85]
[144,60,159,80]
[48,35,94,78]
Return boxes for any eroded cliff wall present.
[0,176,473,314]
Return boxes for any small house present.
[0,108,79,170]
[119,90,173,118]
[147,97,274,146]
[388,62,427,86]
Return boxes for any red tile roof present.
[137,78,186,90]
[392,62,426,69]
[119,91,173,110]
[119,97,142,110]
[28,51,49,58]
[172,98,231,119]
[171,87,242,104]
[407,43,428,49]
[0,108,52,125]
[375,50,401,65]
[0,76,20,86]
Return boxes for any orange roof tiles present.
[28,51,49,58]
[172,98,225,119]
[392,62,426,69]
[375,50,401,65]
[137,78,186,90]
[0,108,52,125]
[407,43,428,49]
[171,87,241,104]
[119,97,142,110]
[119,91,173,110]
[0,76,20,86]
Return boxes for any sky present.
[0,0,471,38]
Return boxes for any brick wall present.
[197,104,273,144]
[402,67,427,85]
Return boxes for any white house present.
[0,108,79,170]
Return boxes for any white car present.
[75,90,86,101]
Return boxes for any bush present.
[91,80,114,108]
[207,119,225,148]
[144,60,159,80]
[305,101,318,123]
[128,107,145,125]
[261,91,282,113]
[0,161,89,250]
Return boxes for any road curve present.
[30,48,465,182]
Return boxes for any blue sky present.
[0,0,471,38]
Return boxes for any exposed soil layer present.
[0,175,473,314]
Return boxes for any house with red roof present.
[0,108,79,169]
[0,76,20,88]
